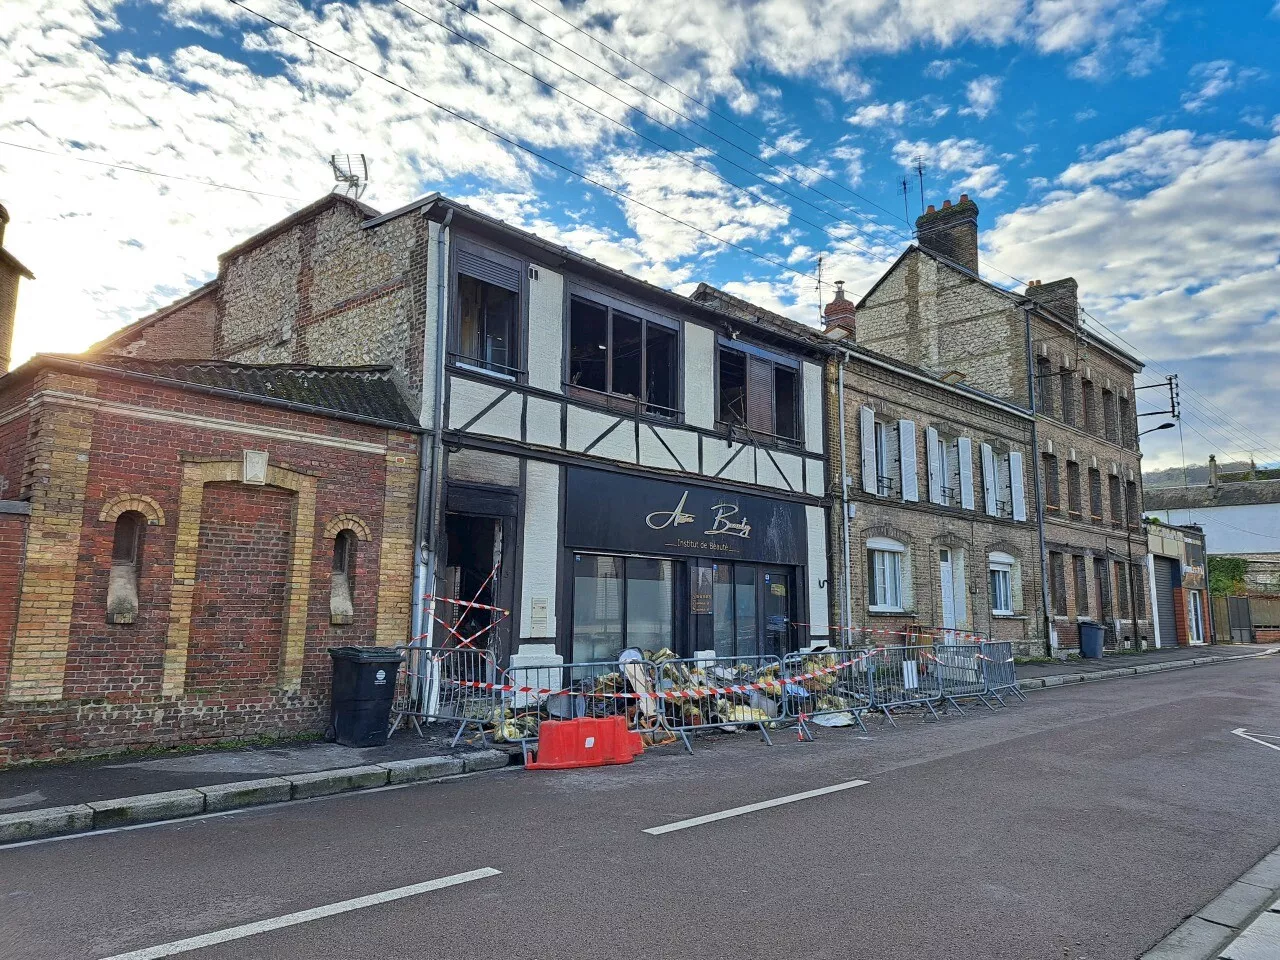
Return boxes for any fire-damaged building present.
[0,194,835,762]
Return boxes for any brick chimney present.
[1025,277,1079,323]
[0,203,35,374]
[822,280,856,339]
[1208,454,1220,490]
[915,194,979,274]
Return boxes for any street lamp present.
[1139,421,1175,437]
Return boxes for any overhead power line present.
[0,139,303,201]
[226,0,832,290]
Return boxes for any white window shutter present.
[899,420,918,502]
[981,443,998,516]
[1010,451,1027,521]
[958,437,975,509]
[860,406,877,495]
[926,426,941,504]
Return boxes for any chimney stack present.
[0,203,35,374]
[822,280,856,340]
[1208,454,1220,490]
[914,193,979,274]
[1024,276,1080,324]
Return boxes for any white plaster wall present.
[649,425,699,473]
[806,504,831,637]
[448,377,521,440]
[683,323,715,430]
[803,361,824,454]
[566,405,636,462]
[419,220,448,428]
[639,426,683,472]
[1157,505,1280,556]
[805,457,826,498]
[520,460,560,638]
[527,267,565,392]
[702,439,754,485]
[525,395,561,448]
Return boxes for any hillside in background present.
[1143,461,1249,489]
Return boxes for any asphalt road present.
[3,657,1279,960]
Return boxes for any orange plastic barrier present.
[525,716,644,770]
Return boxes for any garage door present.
[1153,556,1178,648]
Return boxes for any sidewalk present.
[1018,643,1278,684]
[0,733,513,817]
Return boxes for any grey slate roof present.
[1145,479,1280,510]
[43,356,419,429]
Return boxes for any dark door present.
[761,566,793,659]
[1153,557,1178,648]
[1227,596,1255,643]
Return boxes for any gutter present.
[837,354,854,644]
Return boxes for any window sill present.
[991,612,1023,619]
[453,360,519,382]
[868,606,910,616]
[714,421,803,450]
[569,385,682,425]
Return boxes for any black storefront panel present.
[564,467,807,565]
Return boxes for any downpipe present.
[838,354,854,646]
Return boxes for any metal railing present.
[389,643,500,746]
[932,643,997,714]
[866,645,942,726]
[650,653,785,753]
[783,648,872,738]
[978,641,1026,704]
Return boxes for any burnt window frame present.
[566,288,682,421]
[715,336,804,445]
[450,236,526,381]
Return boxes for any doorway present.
[939,548,957,644]
[698,562,794,660]
[761,566,793,659]
[438,483,518,662]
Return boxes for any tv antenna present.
[330,154,369,199]
[897,176,911,224]
[815,254,824,324]
[912,155,927,211]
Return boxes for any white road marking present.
[1232,728,1280,752]
[643,779,869,835]
[95,868,501,960]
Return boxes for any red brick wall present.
[187,483,292,692]
[0,366,418,764]
[1172,586,1190,646]
[99,288,218,360]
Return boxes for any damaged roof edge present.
[84,279,219,354]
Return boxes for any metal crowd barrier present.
[932,643,997,714]
[782,648,872,738]
[867,645,942,725]
[651,653,785,753]
[979,641,1026,704]
[498,656,661,762]
[389,643,501,746]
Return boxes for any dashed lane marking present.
[95,867,501,960]
[643,779,869,835]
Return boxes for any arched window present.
[330,529,357,625]
[107,510,145,624]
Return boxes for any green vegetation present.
[1209,556,1248,596]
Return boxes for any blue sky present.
[2,0,1279,471]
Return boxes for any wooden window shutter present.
[898,420,918,502]
[860,406,877,495]
[957,437,975,510]
[745,356,774,433]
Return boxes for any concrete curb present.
[1019,652,1268,691]
[1141,846,1280,959]
[0,748,516,845]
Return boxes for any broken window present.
[718,343,802,442]
[455,243,521,377]
[568,295,679,418]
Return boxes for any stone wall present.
[825,353,1045,656]
[0,366,419,764]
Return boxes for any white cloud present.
[1074,108,1098,122]
[846,101,909,127]
[924,58,966,79]
[984,125,1280,466]
[1182,60,1267,112]
[893,138,1007,198]
[959,75,1002,119]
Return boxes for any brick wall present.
[0,508,29,697]
[99,287,218,360]
[825,353,1046,656]
[0,365,419,764]
[0,264,19,373]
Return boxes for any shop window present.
[1074,555,1090,617]
[571,554,673,662]
[867,536,906,612]
[988,552,1016,616]
[717,343,801,441]
[1048,551,1067,617]
[330,530,357,626]
[107,510,145,624]
[711,563,759,659]
[569,295,678,417]
[454,244,521,377]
